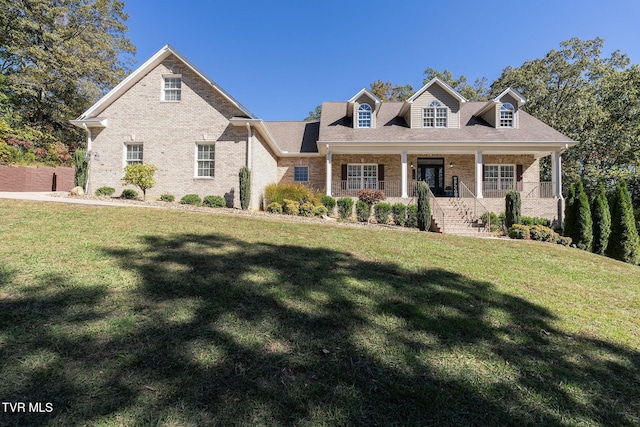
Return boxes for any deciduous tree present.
[122,163,157,201]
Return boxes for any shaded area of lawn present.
[1,233,639,426]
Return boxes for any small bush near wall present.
[95,186,115,196]
[283,199,300,216]
[375,202,392,224]
[320,195,336,215]
[530,225,558,243]
[314,205,328,217]
[480,212,501,232]
[159,194,175,202]
[508,224,530,240]
[356,200,371,222]
[120,189,138,200]
[203,195,226,208]
[407,205,418,228]
[336,197,354,220]
[392,203,407,226]
[265,183,319,206]
[300,201,315,217]
[266,202,282,214]
[520,216,551,227]
[357,189,385,205]
[180,194,202,206]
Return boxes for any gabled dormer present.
[399,77,467,129]
[347,88,381,129]
[474,88,526,128]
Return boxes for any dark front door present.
[417,162,445,196]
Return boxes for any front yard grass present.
[0,199,639,426]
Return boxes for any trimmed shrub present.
[239,166,251,210]
[520,216,551,227]
[120,189,138,200]
[530,225,558,243]
[314,205,328,217]
[74,149,88,189]
[606,180,640,264]
[564,184,577,239]
[203,195,226,208]
[591,183,611,256]
[180,194,202,206]
[392,203,407,226]
[282,199,300,216]
[557,236,573,246]
[95,186,115,197]
[374,202,392,224]
[264,182,319,206]
[480,211,500,232]
[320,195,336,215]
[573,181,593,251]
[266,202,282,214]
[356,200,371,222]
[159,194,175,202]
[299,201,315,217]
[416,181,431,231]
[505,190,521,228]
[406,204,418,228]
[357,188,385,205]
[508,224,530,240]
[336,197,354,220]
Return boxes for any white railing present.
[331,181,402,197]
[482,180,553,198]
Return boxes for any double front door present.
[417,158,444,196]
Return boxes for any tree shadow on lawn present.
[1,233,639,426]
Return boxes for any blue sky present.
[123,0,640,121]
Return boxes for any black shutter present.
[378,164,385,190]
[341,164,347,180]
[516,164,524,191]
[482,164,486,181]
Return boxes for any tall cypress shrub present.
[574,181,593,251]
[505,190,521,228]
[74,149,88,189]
[416,181,431,231]
[239,166,251,210]
[606,180,640,264]
[591,183,611,256]
[563,184,577,239]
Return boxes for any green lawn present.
[1,199,639,426]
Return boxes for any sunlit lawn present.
[1,199,639,426]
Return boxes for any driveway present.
[0,191,128,206]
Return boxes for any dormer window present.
[423,101,447,128]
[500,103,515,127]
[357,104,372,128]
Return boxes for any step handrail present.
[457,181,492,231]
[428,187,445,233]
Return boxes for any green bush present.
[74,149,88,189]
[606,180,640,264]
[508,224,530,240]
[392,203,407,226]
[336,197,354,220]
[480,211,500,232]
[357,188,385,205]
[266,202,282,214]
[505,190,521,228]
[180,194,202,206]
[95,186,115,196]
[300,201,315,217]
[530,225,558,243]
[573,181,593,251]
[406,204,418,228]
[282,199,300,216]
[591,183,611,256]
[120,189,138,200]
[239,166,251,210]
[159,194,175,202]
[320,195,336,215]
[416,181,431,231]
[557,236,573,246]
[264,182,319,206]
[374,202,392,224]
[203,195,226,208]
[122,163,157,201]
[356,200,371,222]
[314,205,328,217]
[520,216,551,227]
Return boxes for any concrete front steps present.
[431,197,493,237]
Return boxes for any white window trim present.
[423,101,447,128]
[357,104,372,128]
[294,166,309,182]
[499,103,515,128]
[194,143,215,178]
[124,143,143,168]
[162,74,182,102]
[484,164,516,190]
[347,163,378,190]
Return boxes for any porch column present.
[325,150,332,196]
[475,151,483,198]
[401,151,408,198]
[551,150,563,198]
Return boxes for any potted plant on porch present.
[444,186,453,197]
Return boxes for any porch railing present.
[331,180,403,198]
[482,180,553,198]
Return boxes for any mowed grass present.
[0,199,639,426]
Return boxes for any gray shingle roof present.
[263,121,320,154]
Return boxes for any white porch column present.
[552,150,563,198]
[401,151,408,198]
[326,150,332,196]
[475,151,483,198]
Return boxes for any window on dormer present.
[423,101,447,128]
[357,104,372,128]
[500,103,515,127]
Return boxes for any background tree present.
[122,164,157,201]
[591,183,611,256]
[369,80,414,102]
[606,180,640,264]
[423,68,488,101]
[0,0,136,153]
[304,105,322,121]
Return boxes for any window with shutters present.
[346,164,378,190]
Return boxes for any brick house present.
[72,45,576,234]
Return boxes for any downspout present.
[83,123,92,194]
[245,122,252,169]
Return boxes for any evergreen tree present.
[606,180,640,264]
[591,183,611,256]
[239,166,251,210]
[505,190,521,229]
[416,181,431,231]
[573,181,593,251]
[563,184,577,239]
